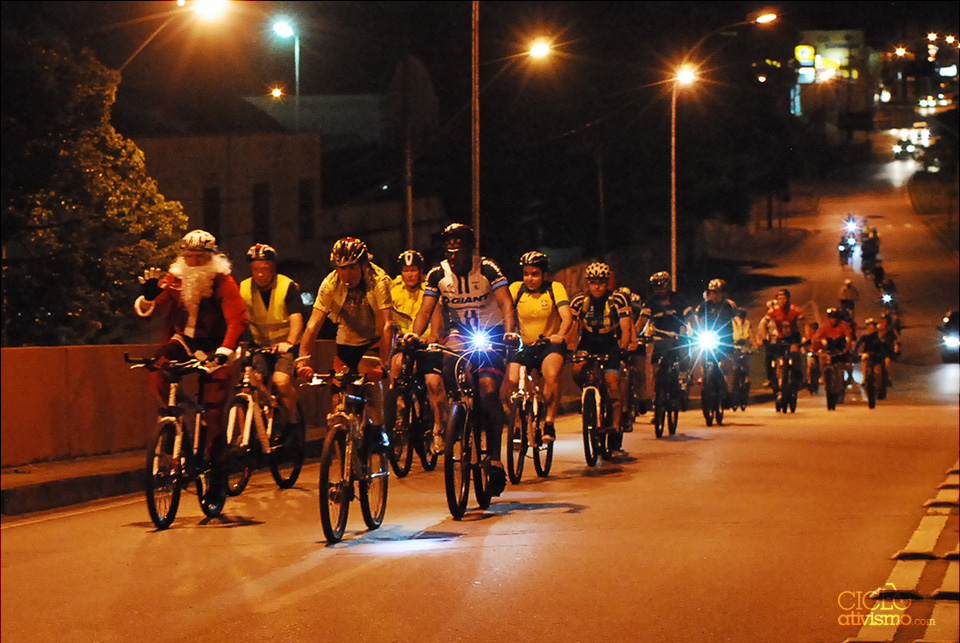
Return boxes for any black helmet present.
[649,271,671,289]
[397,249,424,269]
[519,251,549,272]
[707,278,727,292]
[247,243,277,262]
[442,223,476,249]
[826,307,841,319]
[330,237,368,267]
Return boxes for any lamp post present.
[470,1,551,248]
[670,65,696,292]
[669,12,776,291]
[273,20,300,130]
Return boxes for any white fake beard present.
[169,254,232,313]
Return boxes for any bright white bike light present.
[845,221,857,232]
[697,331,720,352]
[468,329,493,351]
[945,336,960,349]
[882,294,893,303]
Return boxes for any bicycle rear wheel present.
[582,389,599,466]
[145,422,182,530]
[506,399,528,484]
[319,424,349,543]
[269,403,306,489]
[385,388,413,478]
[653,388,666,438]
[444,404,472,519]
[359,439,389,531]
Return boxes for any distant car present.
[892,138,916,160]
[939,310,959,363]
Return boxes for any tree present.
[1,31,186,346]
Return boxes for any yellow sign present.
[796,45,816,63]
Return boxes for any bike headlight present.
[882,294,893,303]
[838,245,846,252]
[944,335,960,349]
[696,330,720,352]
[467,329,494,352]
[845,221,857,232]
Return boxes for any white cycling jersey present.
[424,256,508,334]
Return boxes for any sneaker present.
[542,422,556,443]
[431,430,445,454]
[488,464,507,497]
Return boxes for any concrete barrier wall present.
[1,342,338,468]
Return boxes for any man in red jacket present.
[135,230,249,502]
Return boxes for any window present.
[202,187,221,239]
[252,183,271,244]
[298,179,315,240]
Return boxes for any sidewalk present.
[0,390,773,517]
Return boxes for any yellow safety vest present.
[240,274,296,347]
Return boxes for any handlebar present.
[124,353,218,376]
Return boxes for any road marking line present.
[932,560,959,599]
[845,598,906,642]
[947,461,959,475]
[918,600,960,643]
[0,496,141,529]
[872,560,926,597]
[924,488,960,508]
[894,515,949,559]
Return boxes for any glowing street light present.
[273,19,301,130]
[529,39,551,59]
[120,0,231,71]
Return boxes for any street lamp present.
[120,0,231,71]
[668,13,776,291]
[273,19,300,130]
[670,65,696,292]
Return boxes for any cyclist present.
[296,238,394,449]
[616,284,649,418]
[637,271,690,398]
[854,318,890,396]
[505,251,573,442]
[239,244,304,430]
[689,278,739,405]
[134,229,249,504]
[765,288,806,386]
[407,223,517,496]
[569,262,632,433]
[838,279,859,319]
[812,307,854,384]
[387,249,442,437]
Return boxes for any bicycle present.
[820,344,848,411]
[861,350,887,409]
[693,330,727,427]
[730,345,752,410]
[436,329,513,519]
[645,330,683,438]
[223,345,306,496]
[771,341,799,414]
[505,337,554,484]
[125,354,226,529]
[384,339,437,478]
[307,370,390,543]
[572,350,623,466]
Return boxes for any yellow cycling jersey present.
[509,280,569,345]
[391,276,428,335]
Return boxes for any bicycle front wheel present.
[269,403,306,489]
[225,399,253,496]
[145,422,182,530]
[582,389,599,466]
[444,403,471,519]
[359,439,389,531]
[385,387,413,478]
[319,424,349,543]
[505,399,528,484]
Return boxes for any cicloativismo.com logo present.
[838,583,929,627]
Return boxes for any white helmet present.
[179,230,217,252]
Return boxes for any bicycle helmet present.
[246,243,277,262]
[397,249,424,269]
[519,251,549,272]
[649,271,671,289]
[442,223,476,249]
[826,307,841,319]
[707,278,727,292]
[864,317,877,327]
[179,230,217,252]
[330,237,368,267]
[585,262,611,281]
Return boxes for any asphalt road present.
[1,158,957,643]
